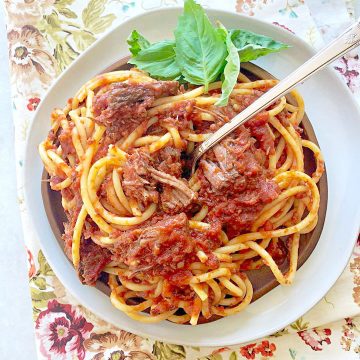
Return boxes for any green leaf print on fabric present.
[72,31,96,51]
[30,287,56,318]
[271,328,290,337]
[290,317,310,331]
[58,8,77,19]
[33,276,47,290]
[152,341,186,359]
[44,13,62,31]
[54,0,76,7]
[278,0,301,18]
[289,347,308,360]
[82,0,116,34]
[54,1,77,18]
[229,351,238,360]
[191,346,200,352]
[54,42,79,70]
[37,0,116,71]
[29,251,57,319]
[289,348,297,359]
[31,287,56,303]
[38,250,55,276]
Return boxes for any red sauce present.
[63,79,283,289]
[266,239,288,266]
[58,125,75,157]
[78,239,111,285]
[198,125,280,238]
[112,213,197,276]
[93,80,179,142]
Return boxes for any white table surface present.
[1,2,359,359]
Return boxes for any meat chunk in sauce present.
[122,150,159,207]
[149,167,196,213]
[112,212,222,278]
[93,80,179,140]
[158,100,195,131]
[198,125,280,237]
[112,213,194,275]
[78,239,111,285]
[155,147,182,177]
[122,149,195,213]
[160,185,194,214]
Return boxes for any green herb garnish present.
[127,30,150,56]
[174,0,227,92]
[215,23,240,107]
[129,40,181,80]
[229,29,290,62]
[127,0,289,105]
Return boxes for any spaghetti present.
[39,68,324,325]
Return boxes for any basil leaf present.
[174,0,227,92]
[230,29,289,62]
[215,24,240,107]
[128,40,181,80]
[127,30,150,56]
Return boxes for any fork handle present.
[192,19,360,170]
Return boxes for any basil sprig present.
[129,40,181,80]
[174,0,227,92]
[127,0,289,105]
[215,23,240,107]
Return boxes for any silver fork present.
[191,20,360,174]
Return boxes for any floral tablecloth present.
[5,0,360,358]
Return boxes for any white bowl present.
[24,8,360,346]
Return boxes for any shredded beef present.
[112,213,195,275]
[245,112,274,155]
[158,100,195,131]
[150,298,178,315]
[121,149,195,213]
[78,239,111,285]
[198,125,280,237]
[149,167,195,213]
[122,150,159,207]
[205,177,280,238]
[93,80,179,140]
[160,185,193,214]
[190,220,222,256]
[155,147,183,177]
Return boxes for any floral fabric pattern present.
[84,331,154,359]
[239,340,276,359]
[8,25,56,98]
[298,328,332,351]
[36,300,94,360]
[5,0,360,359]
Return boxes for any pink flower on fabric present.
[298,328,332,351]
[254,340,276,356]
[272,22,295,34]
[27,97,40,111]
[235,0,268,17]
[240,343,257,359]
[36,300,94,360]
[211,347,231,355]
[334,54,360,93]
[26,247,36,278]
